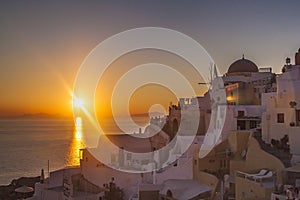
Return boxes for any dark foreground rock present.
[0,176,40,200]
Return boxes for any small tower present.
[286,57,291,65]
[40,169,45,184]
[295,48,300,65]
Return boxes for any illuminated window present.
[79,150,83,160]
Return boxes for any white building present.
[32,134,214,200]
[200,56,275,158]
[79,134,207,199]
[262,49,300,165]
[32,166,104,200]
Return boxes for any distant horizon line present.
[0,111,167,119]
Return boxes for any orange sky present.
[0,47,206,118]
[2,1,300,117]
[95,49,206,119]
[0,39,90,117]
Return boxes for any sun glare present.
[73,97,84,109]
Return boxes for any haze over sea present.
[0,116,149,185]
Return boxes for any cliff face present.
[0,176,40,200]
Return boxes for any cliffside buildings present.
[31,49,300,200]
[262,49,300,166]
[166,55,276,140]
[195,131,285,200]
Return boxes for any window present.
[238,110,245,117]
[79,150,83,160]
[220,160,227,168]
[277,113,284,123]
[296,110,300,126]
[250,121,257,129]
[127,153,132,160]
[237,120,246,130]
[173,161,178,167]
[297,110,300,121]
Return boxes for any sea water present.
[0,118,76,185]
[0,116,149,185]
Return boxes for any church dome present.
[227,56,258,74]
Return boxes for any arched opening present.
[166,189,173,199]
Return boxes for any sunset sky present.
[1,0,300,117]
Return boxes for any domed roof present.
[227,56,258,74]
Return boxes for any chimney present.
[296,48,300,65]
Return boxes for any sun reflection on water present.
[75,117,82,140]
[67,117,85,166]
